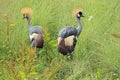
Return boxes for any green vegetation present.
[0,0,120,80]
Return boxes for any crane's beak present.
[81,15,84,17]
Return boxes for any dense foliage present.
[0,0,120,80]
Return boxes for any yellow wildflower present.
[9,23,16,27]
[3,13,8,17]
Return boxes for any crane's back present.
[58,26,78,38]
[29,26,42,35]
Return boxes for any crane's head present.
[21,7,32,20]
[76,11,84,18]
[22,14,29,20]
[72,8,84,19]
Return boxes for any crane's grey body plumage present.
[23,15,44,48]
[22,7,44,48]
[58,17,82,39]
[29,26,42,35]
[57,11,83,55]
[27,18,42,35]
[58,26,78,38]
[76,18,82,36]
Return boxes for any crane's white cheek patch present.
[30,35,33,41]
[57,37,62,44]
[65,35,74,46]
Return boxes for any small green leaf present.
[19,71,26,79]
[29,72,38,76]
[27,72,38,78]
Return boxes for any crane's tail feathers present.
[21,7,33,16]
[72,8,82,17]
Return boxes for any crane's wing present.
[58,26,77,38]
[29,26,42,35]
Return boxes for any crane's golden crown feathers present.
[72,8,82,17]
[21,7,32,16]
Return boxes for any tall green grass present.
[0,0,120,79]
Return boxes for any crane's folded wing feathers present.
[58,26,78,38]
[29,26,42,35]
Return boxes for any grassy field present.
[0,0,120,80]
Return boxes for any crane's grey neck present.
[77,17,82,36]
[27,17,31,30]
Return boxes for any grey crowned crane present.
[21,7,44,48]
[57,9,84,55]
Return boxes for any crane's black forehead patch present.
[79,12,82,15]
